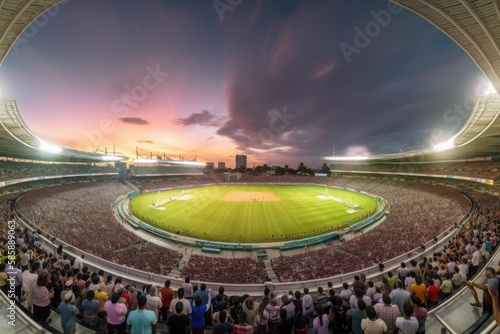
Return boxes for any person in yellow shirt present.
[94,284,108,312]
[410,276,427,305]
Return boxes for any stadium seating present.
[0,160,117,181]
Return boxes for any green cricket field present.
[128,184,379,243]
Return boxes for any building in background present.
[206,162,215,169]
[235,154,247,170]
[217,162,226,169]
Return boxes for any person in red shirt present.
[426,278,439,309]
[160,279,174,321]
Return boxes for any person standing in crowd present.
[146,285,162,320]
[313,304,329,334]
[361,305,387,334]
[395,304,419,334]
[409,295,427,334]
[426,279,439,309]
[167,301,191,334]
[374,293,399,332]
[191,295,210,334]
[22,261,40,312]
[82,290,100,326]
[183,276,194,299]
[160,279,174,321]
[127,295,158,334]
[58,292,79,334]
[170,288,192,316]
[468,267,499,309]
[390,280,410,315]
[104,292,128,334]
[33,271,53,324]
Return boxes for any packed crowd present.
[271,180,471,282]
[110,242,182,276]
[130,165,204,176]
[0,160,117,181]
[130,175,215,192]
[16,182,180,273]
[334,159,500,180]
[181,255,267,284]
[9,172,498,288]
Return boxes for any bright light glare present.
[102,155,122,161]
[433,138,455,152]
[323,156,369,161]
[134,158,205,166]
[484,82,497,95]
[39,140,62,154]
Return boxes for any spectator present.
[146,285,162,319]
[33,271,53,324]
[347,299,367,334]
[191,295,210,334]
[468,267,499,309]
[22,261,39,312]
[160,279,174,321]
[374,293,399,332]
[170,288,192,316]
[313,304,329,334]
[395,304,419,334]
[82,290,100,326]
[233,311,254,334]
[104,292,128,334]
[168,301,191,334]
[127,295,157,334]
[361,304,387,334]
[409,295,427,334]
[391,280,410,316]
[58,292,79,334]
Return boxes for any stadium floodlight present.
[166,160,205,166]
[484,82,497,96]
[102,155,122,161]
[39,140,62,154]
[323,156,369,161]
[433,138,455,152]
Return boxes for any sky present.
[0,0,488,169]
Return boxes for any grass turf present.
[128,184,379,243]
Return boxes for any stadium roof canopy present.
[327,0,500,162]
[0,0,126,163]
[0,98,125,162]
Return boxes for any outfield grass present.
[128,184,379,243]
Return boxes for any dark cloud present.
[206,136,214,141]
[119,117,150,125]
[215,0,482,161]
[174,110,226,127]
[137,140,153,143]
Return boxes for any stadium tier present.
[333,159,500,183]
[0,160,118,182]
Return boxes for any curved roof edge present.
[0,98,126,162]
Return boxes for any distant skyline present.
[0,0,487,168]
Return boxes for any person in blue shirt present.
[127,295,158,334]
[191,295,211,334]
[58,292,79,334]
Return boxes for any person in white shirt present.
[395,304,419,334]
